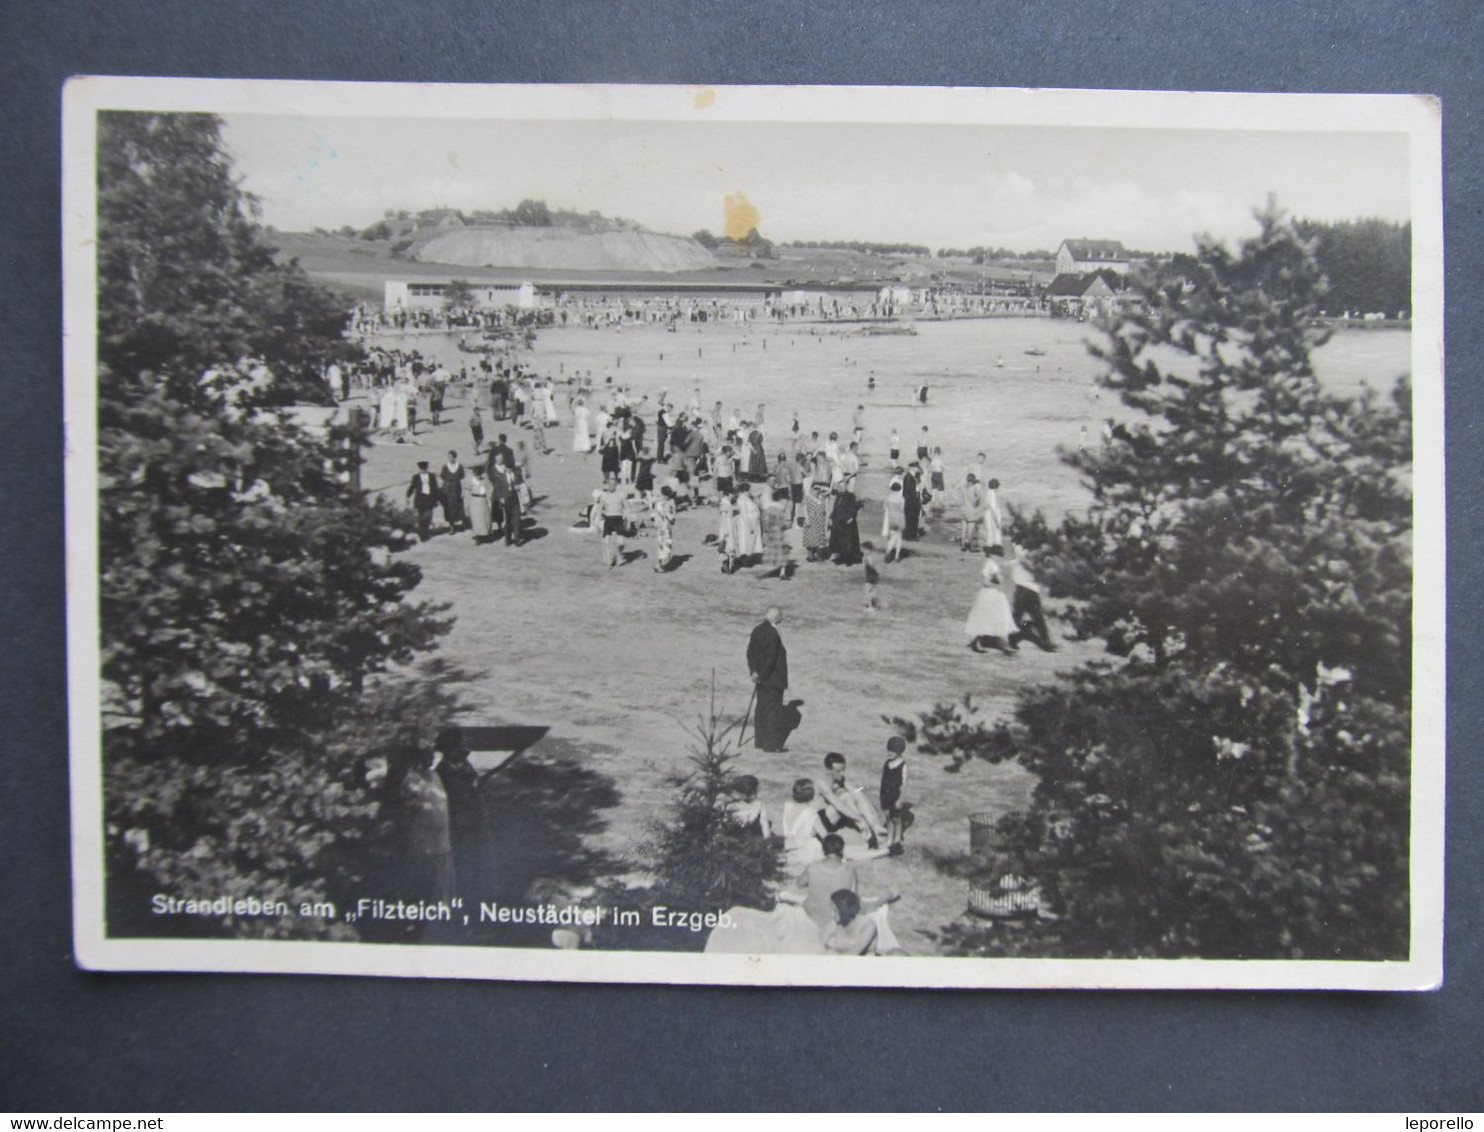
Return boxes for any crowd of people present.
[704,729,915,955]
[373,712,915,954]
[364,334,1063,657]
[553,377,1057,659]
[341,308,1081,956]
[349,301,557,336]
[548,288,1041,329]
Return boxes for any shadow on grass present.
[915,843,983,882]
[457,732,630,947]
[104,656,495,944]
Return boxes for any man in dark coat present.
[656,402,672,462]
[486,433,516,477]
[902,463,922,540]
[493,465,523,546]
[1006,549,1056,652]
[406,460,441,541]
[680,425,708,504]
[746,607,790,752]
[828,486,862,565]
[439,450,467,531]
[484,437,515,538]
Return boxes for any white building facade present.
[1055,239,1132,277]
[383,280,542,312]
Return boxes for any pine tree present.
[95,112,452,937]
[98,112,354,405]
[645,680,784,916]
[921,205,1412,959]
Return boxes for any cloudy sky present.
[221,113,1410,253]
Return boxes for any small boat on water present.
[1024,347,1048,357]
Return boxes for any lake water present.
[382,316,1409,522]
[500,316,1411,518]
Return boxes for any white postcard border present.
[63,77,1445,991]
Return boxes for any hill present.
[409,226,722,273]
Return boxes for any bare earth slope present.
[414,227,722,272]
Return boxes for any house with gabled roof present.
[1045,269,1128,317]
[1055,238,1131,277]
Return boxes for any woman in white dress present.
[717,492,740,573]
[572,398,592,453]
[964,547,1016,655]
[541,380,559,425]
[780,779,827,873]
[981,477,1003,550]
[738,488,764,559]
[465,472,494,538]
[392,385,411,438]
[378,386,398,433]
[881,478,907,563]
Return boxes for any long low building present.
[382,277,881,312]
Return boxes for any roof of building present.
[1059,239,1129,262]
[1046,270,1121,297]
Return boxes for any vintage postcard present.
[63,78,1444,989]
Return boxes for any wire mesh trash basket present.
[968,811,997,851]
[968,874,1043,920]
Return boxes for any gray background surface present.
[1,0,1478,1111]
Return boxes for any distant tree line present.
[937,246,1055,263]
[778,238,931,257]
[1295,217,1411,316]
[1155,218,1410,317]
[693,228,775,258]
[357,200,644,241]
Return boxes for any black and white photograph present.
[63,78,1443,990]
